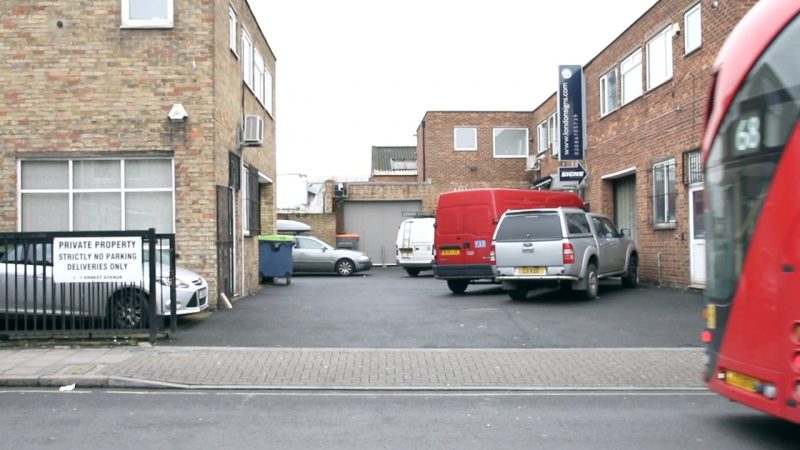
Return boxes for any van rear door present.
[435,204,493,266]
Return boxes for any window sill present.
[653,222,677,230]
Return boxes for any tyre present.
[621,254,639,288]
[335,259,355,276]
[406,268,421,277]
[508,285,528,300]
[581,263,599,301]
[447,279,469,294]
[109,289,149,329]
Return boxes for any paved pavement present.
[0,345,705,390]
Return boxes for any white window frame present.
[600,68,619,116]
[492,128,528,158]
[454,127,477,151]
[264,65,273,115]
[242,29,253,89]
[229,6,238,54]
[647,26,674,91]
[684,3,702,54]
[535,113,558,156]
[652,158,677,226]
[536,121,549,154]
[242,165,250,236]
[18,158,176,233]
[548,113,558,157]
[621,49,643,105]
[121,0,173,28]
[254,50,265,104]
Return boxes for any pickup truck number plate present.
[517,267,545,275]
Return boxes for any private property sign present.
[53,237,143,283]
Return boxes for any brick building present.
[0,0,277,308]
[340,0,756,288]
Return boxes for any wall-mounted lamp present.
[672,23,681,36]
[168,103,188,123]
[711,0,720,9]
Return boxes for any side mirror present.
[620,228,631,237]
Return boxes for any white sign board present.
[53,237,143,283]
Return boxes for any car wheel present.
[335,259,355,276]
[447,279,469,294]
[621,254,638,288]
[582,263,599,301]
[109,289,149,329]
[508,285,528,300]
[406,268,421,277]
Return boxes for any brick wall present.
[419,112,534,187]
[527,0,756,286]
[279,213,337,247]
[1,0,277,308]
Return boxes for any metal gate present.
[0,230,174,342]
[216,185,234,301]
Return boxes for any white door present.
[689,185,706,288]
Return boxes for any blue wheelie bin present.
[258,235,295,285]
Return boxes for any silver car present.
[0,243,208,328]
[493,207,638,300]
[292,236,372,276]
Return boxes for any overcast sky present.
[250,0,659,181]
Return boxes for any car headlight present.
[158,277,191,289]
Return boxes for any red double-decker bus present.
[701,0,800,423]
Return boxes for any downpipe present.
[657,252,663,287]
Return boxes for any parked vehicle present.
[395,217,435,277]
[0,243,208,328]
[292,235,372,276]
[433,188,585,294]
[492,207,638,300]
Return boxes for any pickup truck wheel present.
[582,263,599,301]
[447,279,469,294]
[621,254,638,288]
[508,285,528,300]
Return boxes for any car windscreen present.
[495,213,562,241]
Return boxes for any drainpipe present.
[657,252,663,287]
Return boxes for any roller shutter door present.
[343,201,422,266]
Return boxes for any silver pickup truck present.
[492,207,638,300]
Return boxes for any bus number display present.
[734,114,761,152]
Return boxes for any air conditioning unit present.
[243,115,264,146]
[333,183,348,198]
[526,155,541,171]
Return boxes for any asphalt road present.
[167,267,704,348]
[1,389,798,450]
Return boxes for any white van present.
[395,217,435,277]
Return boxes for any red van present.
[433,188,584,293]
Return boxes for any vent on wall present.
[243,115,264,146]
[526,155,541,171]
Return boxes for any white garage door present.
[343,201,422,266]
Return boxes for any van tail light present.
[563,243,575,264]
[489,244,496,265]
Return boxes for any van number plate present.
[517,267,545,275]
[441,249,460,256]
